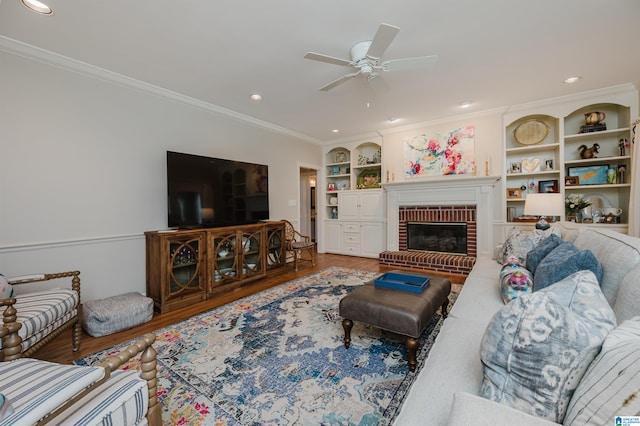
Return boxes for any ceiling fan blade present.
[304,52,352,66]
[384,55,438,72]
[366,23,400,59]
[318,72,360,91]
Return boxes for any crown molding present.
[0,35,323,145]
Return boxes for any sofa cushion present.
[0,274,13,299]
[573,228,640,307]
[533,242,602,291]
[525,234,563,274]
[499,227,560,266]
[612,263,640,323]
[499,258,533,304]
[480,270,616,423]
[564,317,640,425]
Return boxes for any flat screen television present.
[167,151,269,228]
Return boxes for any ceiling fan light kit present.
[304,23,437,92]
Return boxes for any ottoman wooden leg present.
[406,337,419,372]
[441,297,450,319]
[342,318,353,349]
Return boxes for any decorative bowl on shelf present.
[329,197,338,205]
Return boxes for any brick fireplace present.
[380,205,477,275]
[380,176,499,276]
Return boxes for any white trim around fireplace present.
[383,176,501,257]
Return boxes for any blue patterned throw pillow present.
[499,257,533,304]
[533,242,602,291]
[480,270,616,423]
[526,233,563,274]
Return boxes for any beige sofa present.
[394,224,640,425]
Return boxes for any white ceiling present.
[1,0,639,144]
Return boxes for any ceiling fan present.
[304,23,438,92]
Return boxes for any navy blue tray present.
[374,272,430,293]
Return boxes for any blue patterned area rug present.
[76,267,455,425]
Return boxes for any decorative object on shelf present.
[521,157,540,173]
[580,193,613,220]
[330,166,340,175]
[507,206,517,222]
[617,164,626,183]
[337,182,349,190]
[568,165,608,185]
[602,207,622,216]
[404,125,475,177]
[357,168,381,189]
[329,196,338,205]
[513,119,549,146]
[334,151,347,163]
[606,167,617,184]
[331,207,338,219]
[510,161,521,173]
[524,193,563,230]
[584,111,606,125]
[545,159,554,171]
[565,176,580,186]
[327,183,335,191]
[538,179,559,193]
[578,143,600,159]
[506,188,522,199]
[619,138,628,156]
[565,193,591,220]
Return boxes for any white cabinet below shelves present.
[324,220,386,258]
[339,190,385,221]
[324,221,343,254]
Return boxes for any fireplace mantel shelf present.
[382,175,501,190]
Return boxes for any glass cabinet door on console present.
[265,223,285,269]
[241,229,263,277]
[145,230,207,314]
[169,237,204,296]
[211,231,239,287]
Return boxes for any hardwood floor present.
[35,254,464,365]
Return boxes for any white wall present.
[0,49,321,301]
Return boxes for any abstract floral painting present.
[404,125,476,177]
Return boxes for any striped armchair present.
[1,271,81,359]
[0,330,161,425]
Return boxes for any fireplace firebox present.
[407,222,467,255]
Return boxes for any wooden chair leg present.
[72,320,81,352]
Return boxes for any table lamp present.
[523,193,564,230]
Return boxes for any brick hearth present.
[380,205,477,275]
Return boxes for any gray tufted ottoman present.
[339,270,451,371]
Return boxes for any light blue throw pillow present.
[533,242,602,291]
[526,233,563,274]
[480,270,616,423]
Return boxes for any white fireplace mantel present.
[382,175,501,256]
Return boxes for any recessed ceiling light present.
[459,101,472,108]
[331,129,339,133]
[563,76,582,84]
[249,94,263,101]
[21,0,52,14]
[388,117,399,123]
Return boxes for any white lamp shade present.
[524,193,564,217]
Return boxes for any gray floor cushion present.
[82,292,154,337]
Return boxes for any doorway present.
[299,167,318,242]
